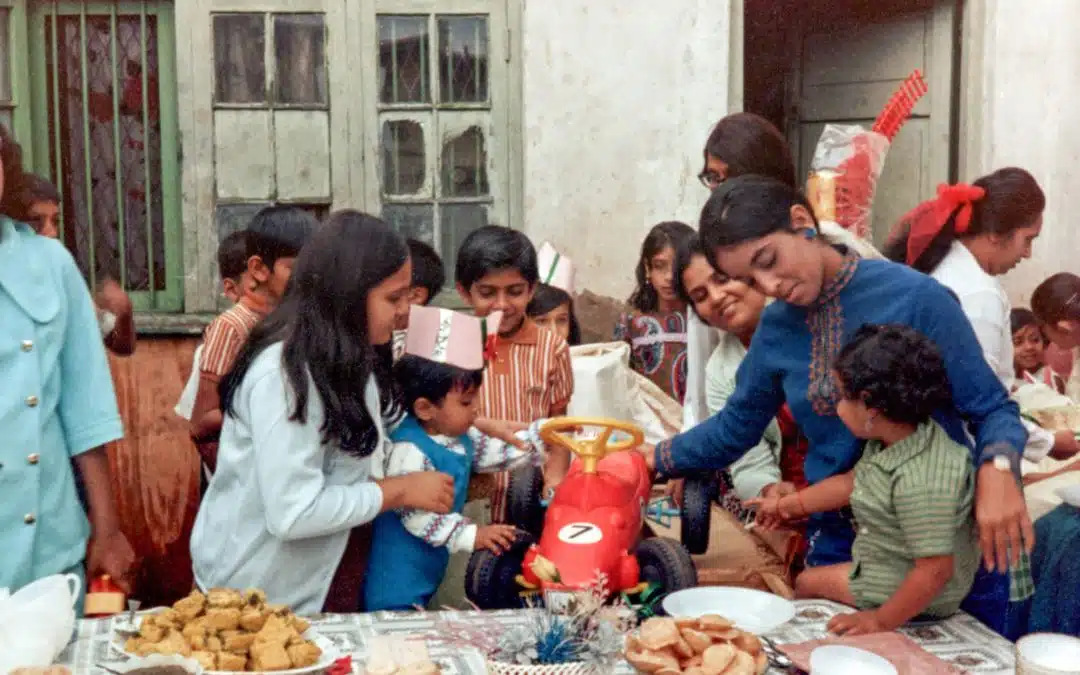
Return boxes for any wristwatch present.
[982,444,1021,477]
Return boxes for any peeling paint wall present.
[521,1,734,300]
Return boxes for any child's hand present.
[744,493,802,530]
[96,278,133,318]
[827,610,888,636]
[475,524,519,554]
[382,472,455,514]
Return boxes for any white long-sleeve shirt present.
[931,241,1053,462]
[190,341,387,614]
[380,421,545,553]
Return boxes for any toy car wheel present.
[465,530,537,610]
[636,536,697,594]
[679,476,715,555]
[506,464,545,536]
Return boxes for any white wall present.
[521,0,735,300]
[961,0,1080,307]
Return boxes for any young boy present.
[455,225,574,522]
[190,207,317,472]
[364,306,545,611]
[391,238,447,360]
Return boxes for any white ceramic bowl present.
[1055,484,1080,508]
[661,586,796,633]
[1016,633,1080,674]
[809,645,897,675]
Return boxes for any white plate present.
[1016,633,1080,673]
[661,586,796,634]
[110,613,340,675]
[1055,484,1080,508]
[809,645,897,675]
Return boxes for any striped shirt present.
[473,318,573,522]
[848,420,979,618]
[200,300,263,379]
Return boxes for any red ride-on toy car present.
[465,417,697,609]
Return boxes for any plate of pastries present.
[624,615,770,675]
[112,588,337,673]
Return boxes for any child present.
[614,221,697,403]
[190,206,317,473]
[364,306,546,611]
[12,173,136,355]
[1032,272,1080,402]
[748,325,978,636]
[527,242,581,346]
[1012,308,1066,393]
[455,225,574,522]
[391,238,446,360]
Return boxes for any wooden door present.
[788,1,957,245]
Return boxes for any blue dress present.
[0,217,123,598]
[655,254,1028,633]
[364,415,474,611]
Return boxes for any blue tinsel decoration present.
[535,617,584,664]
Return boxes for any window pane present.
[441,124,488,197]
[214,14,266,104]
[378,16,429,104]
[381,119,426,195]
[275,14,326,105]
[438,16,488,104]
[440,203,488,273]
[383,203,434,245]
[0,9,11,102]
[216,202,270,239]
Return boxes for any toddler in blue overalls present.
[364,306,546,611]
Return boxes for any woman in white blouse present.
[189,211,457,614]
[884,168,1080,462]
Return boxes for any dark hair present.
[527,283,582,346]
[245,205,319,268]
[455,225,538,290]
[407,238,445,303]
[1010,308,1045,342]
[220,210,408,457]
[628,221,697,312]
[884,167,1046,274]
[834,324,953,426]
[1032,273,1080,324]
[394,354,484,414]
[0,125,28,224]
[699,175,818,258]
[217,230,249,281]
[702,113,797,188]
[11,173,60,219]
[673,234,708,310]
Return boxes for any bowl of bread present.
[114,588,336,673]
[624,615,768,675]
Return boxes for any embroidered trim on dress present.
[807,252,860,415]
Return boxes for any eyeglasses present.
[698,170,725,190]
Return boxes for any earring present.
[803,228,817,240]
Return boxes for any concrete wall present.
[961,0,1080,307]
[520,0,736,300]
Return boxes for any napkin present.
[779,633,966,674]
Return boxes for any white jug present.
[0,573,81,671]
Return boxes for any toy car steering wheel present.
[539,417,645,475]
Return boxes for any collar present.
[861,420,937,473]
[0,217,61,323]
[500,316,539,345]
[811,249,860,308]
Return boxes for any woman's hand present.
[378,471,455,514]
[975,462,1035,572]
[86,529,137,594]
[474,417,528,450]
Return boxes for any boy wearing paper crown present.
[528,242,582,346]
[363,306,549,611]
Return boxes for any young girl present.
[528,242,581,345]
[614,221,697,403]
[749,325,979,635]
[189,211,455,613]
[1033,272,1080,402]
[1012,308,1066,393]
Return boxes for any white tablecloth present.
[58,599,1016,674]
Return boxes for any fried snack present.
[119,586,322,671]
[10,668,72,675]
[624,615,771,675]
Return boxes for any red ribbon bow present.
[902,182,986,265]
[483,334,499,362]
[327,656,353,675]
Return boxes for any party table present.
[57,599,1016,674]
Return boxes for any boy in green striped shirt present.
[749,324,979,636]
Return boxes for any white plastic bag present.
[568,342,682,445]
